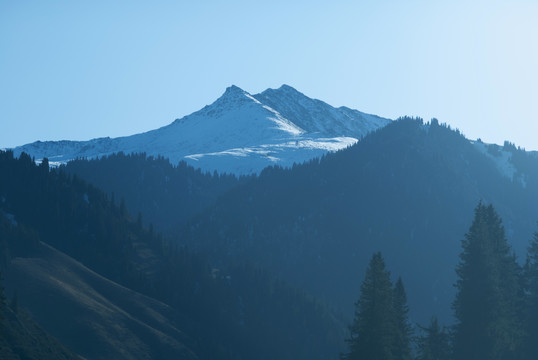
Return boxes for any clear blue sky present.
[1,0,537,150]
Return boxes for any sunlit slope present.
[4,242,198,360]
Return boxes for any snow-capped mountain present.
[11,85,391,175]
[254,85,386,138]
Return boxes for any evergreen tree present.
[524,227,538,358]
[342,252,395,360]
[415,317,451,360]
[0,271,4,324]
[392,277,412,360]
[452,202,523,360]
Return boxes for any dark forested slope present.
[179,118,538,324]
[64,153,247,232]
[0,150,345,360]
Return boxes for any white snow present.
[11,85,391,175]
[472,141,518,181]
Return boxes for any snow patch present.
[472,141,517,180]
[184,136,358,174]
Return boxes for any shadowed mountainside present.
[0,150,346,360]
[178,118,538,325]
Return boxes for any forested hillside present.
[0,150,345,360]
[65,153,247,232]
[61,118,538,325]
[178,118,538,323]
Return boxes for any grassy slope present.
[3,241,199,360]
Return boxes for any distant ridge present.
[11,85,391,175]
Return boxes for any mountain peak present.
[258,84,303,98]
[200,85,257,112]
[277,84,300,93]
[223,85,247,97]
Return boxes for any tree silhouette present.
[392,277,412,360]
[452,202,523,360]
[524,226,538,358]
[343,252,395,360]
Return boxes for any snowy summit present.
[12,85,391,175]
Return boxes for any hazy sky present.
[1,0,537,150]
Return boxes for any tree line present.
[342,202,538,360]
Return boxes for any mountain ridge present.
[11,85,391,175]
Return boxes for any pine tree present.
[415,317,451,360]
[392,277,412,360]
[0,271,4,351]
[452,202,523,360]
[0,271,5,327]
[524,227,538,358]
[342,252,395,360]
